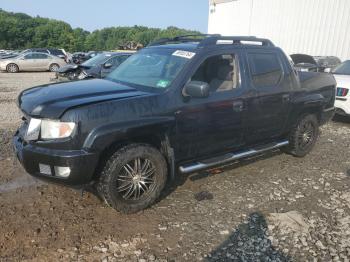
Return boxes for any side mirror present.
[103,63,113,69]
[183,81,210,98]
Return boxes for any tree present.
[0,9,201,52]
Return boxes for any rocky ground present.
[0,72,350,261]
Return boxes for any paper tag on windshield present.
[172,50,196,59]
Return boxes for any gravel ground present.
[0,72,350,261]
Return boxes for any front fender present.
[83,117,175,151]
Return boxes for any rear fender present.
[288,93,325,130]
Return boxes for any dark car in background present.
[56,52,133,80]
[290,54,320,72]
[72,51,102,64]
[291,54,342,73]
[314,56,341,72]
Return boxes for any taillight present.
[336,87,349,97]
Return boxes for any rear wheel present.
[49,63,60,72]
[6,63,19,73]
[284,114,319,157]
[97,144,167,213]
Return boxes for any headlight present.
[25,118,76,140]
[41,120,75,139]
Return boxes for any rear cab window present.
[247,52,283,88]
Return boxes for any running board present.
[179,140,289,174]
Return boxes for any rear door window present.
[248,53,283,88]
[33,53,49,59]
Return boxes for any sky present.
[0,0,209,32]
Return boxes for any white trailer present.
[208,0,350,61]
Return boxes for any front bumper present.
[13,132,99,186]
[0,63,7,71]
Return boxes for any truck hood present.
[18,79,151,119]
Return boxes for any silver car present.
[0,52,67,73]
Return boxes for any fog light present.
[54,166,71,178]
[39,164,51,175]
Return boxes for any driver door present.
[175,51,247,160]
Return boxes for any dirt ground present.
[0,72,350,262]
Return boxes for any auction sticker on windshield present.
[172,50,196,59]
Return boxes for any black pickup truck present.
[13,35,336,213]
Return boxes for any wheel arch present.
[288,93,327,129]
[88,120,176,181]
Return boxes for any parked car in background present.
[332,60,350,116]
[0,50,20,58]
[314,56,341,72]
[13,35,336,213]
[0,48,68,61]
[290,54,320,72]
[56,52,133,80]
[0,52,67,73]
[0,50,27,59]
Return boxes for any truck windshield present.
[332,61,350,75]
[106,48,192,90]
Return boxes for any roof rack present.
[148,34,275,47]
[147,34,221,47]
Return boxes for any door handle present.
[282,94,290,103]
[232,100,244,112]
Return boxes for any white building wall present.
[208,0,350,61]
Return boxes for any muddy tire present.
[49,63,60,72]
[97,144,167,214]
[284,114,319,157]
[6,63,19,73]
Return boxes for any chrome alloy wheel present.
[117,158,156,200]
[297,121,315,150]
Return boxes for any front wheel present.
[284,114,319,157]
[49,63,60,72]
[97,144,168,213]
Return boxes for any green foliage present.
[0,9,200,52]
